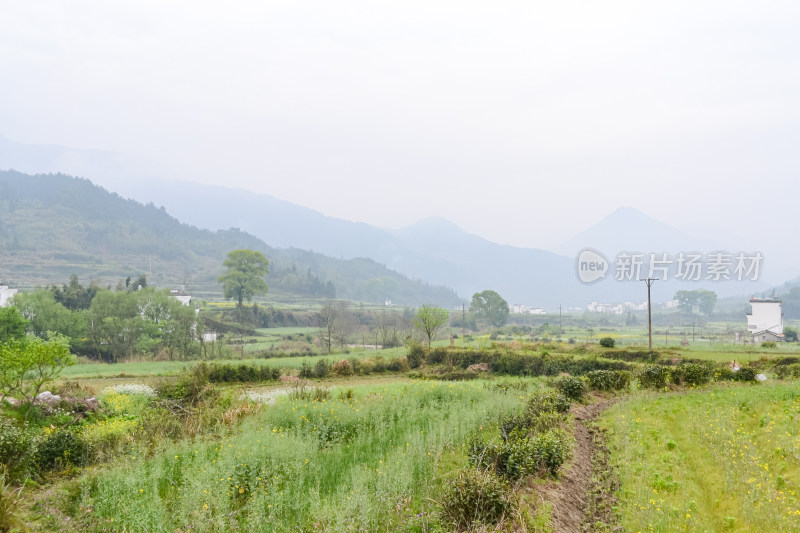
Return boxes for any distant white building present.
[624,301,648,311]
[169,290,192,306]
[664,299,679,309]
[0,285,18,307]
[746,297,784,342]
[588,300,649,314]
[511,304,547,314]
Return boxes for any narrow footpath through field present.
[538,398,617,533]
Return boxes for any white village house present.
[169,289,192,306]
[746,297,784,342]
[0,285,18,307]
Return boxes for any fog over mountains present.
[0,135,782,309]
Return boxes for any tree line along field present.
[4,336,800,532]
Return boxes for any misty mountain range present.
[0,135,780,308]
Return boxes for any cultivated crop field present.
[69,381,525,532]
[5,337,800,532]
[603,382,800,532]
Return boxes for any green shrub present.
[639,365,669,389]
[527,390,571,417]
[671,363,713,387]
[313,359,332,378]
[439,469,512,530]
[501,408,564,438]
[734,367,757,382]
[35,430,89,471]
[599,337,615,348]
[531,428,571,475]
[347,358,362,375]
[371,357,387,373]
[0,420,34,482]
[586,370,631,392]
[601,349,660,363]
[761,341,777,349]
[426,347,448,365]
[299,361,313,379]
[386,357,409,372]
[407,343,426,369]
[774,363,800,379]
[470,427,571,479]
[553,376,587,401]
[206,364,281,383]
[159,365,216,404]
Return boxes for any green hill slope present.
[0,170,461,306]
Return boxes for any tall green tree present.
[470,290,510,328]
[783,287,800,319]
[0,307,28,343]
[218,249,269,308]
[674,289,717,317]
[413,305,450,346]
[50,274,99,310]
[13,290,86,339]
[87,289,146,362]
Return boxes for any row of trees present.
[317,302,418,352]
[674,289,717,316]
[219,250,513,352]
[1,246,513,360]
[6,278,201,362]
[312,290,511,353]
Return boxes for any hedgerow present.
[586,370,632,391]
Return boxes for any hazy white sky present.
[1,1,799,249]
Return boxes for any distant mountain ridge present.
[0,135,777,307]
[556,206,730,257]
[92,178,588,307]
[0,170,462,306]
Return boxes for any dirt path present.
[538,398,617,533]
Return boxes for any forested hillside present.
[0,171,461,306]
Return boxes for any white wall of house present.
[747,300,783,334]
[0,285,18,307]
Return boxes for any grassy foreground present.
[602,382,800,532]
[56,380,532,532]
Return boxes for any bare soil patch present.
[537,398,618,532]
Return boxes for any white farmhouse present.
[746,297,784,342]
[169,289,192,306]
[0,285,18,307]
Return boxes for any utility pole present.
[461,303,466,343]
[644,278,657,351]
[559,305,562,336]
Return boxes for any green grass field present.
[602,381,800,532]
[66,380,534,532]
